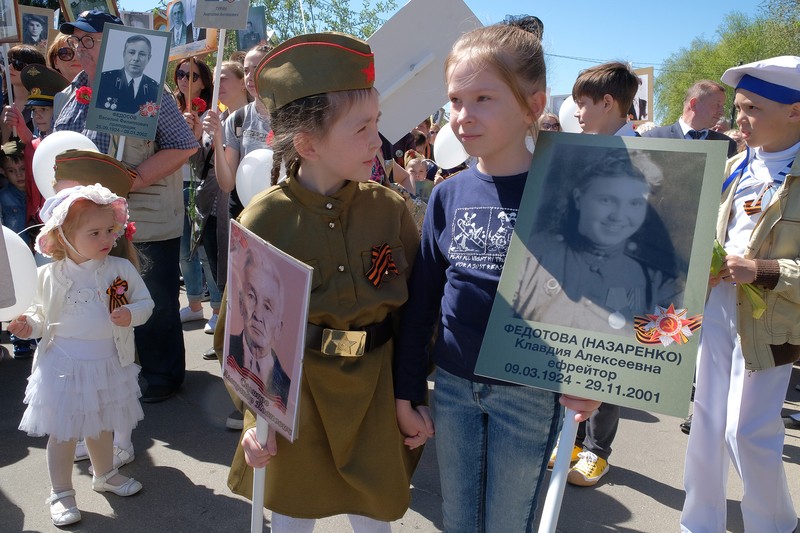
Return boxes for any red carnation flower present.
[191,97,207,114]
[76,86,92,105]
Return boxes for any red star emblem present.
[643,304,693,346]
[362,61,375,84]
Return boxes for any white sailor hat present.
[720,56,800,104]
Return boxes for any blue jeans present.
[181,187,221,309]
[180,185,204,302]
[135,237,185,389]
[433,368,561,533]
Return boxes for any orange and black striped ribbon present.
[366,243,399,288]
[106,276,129,312]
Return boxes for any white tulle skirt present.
[18,336,144,443]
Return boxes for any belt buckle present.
[321,329,366,357]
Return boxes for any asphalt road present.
[2,296,799,532]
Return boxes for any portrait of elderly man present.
[95,33,160,114]
[229,247,291,413]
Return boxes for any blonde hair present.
[444,24,546,137]
[46,200,140,270]
[47,33,71,71]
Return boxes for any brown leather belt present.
[305,315,393,357]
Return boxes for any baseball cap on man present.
[59,9,123,34]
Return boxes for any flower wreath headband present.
[35,184,131,258]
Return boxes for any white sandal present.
[46,489,81,527]
[88,445,135,474]
[92,467,142,497]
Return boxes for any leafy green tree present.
[254,0,396,41]
[653,3,798,124]
[158,0,395,92]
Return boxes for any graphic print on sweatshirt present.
[449,207,517,271]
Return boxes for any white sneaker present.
[179,306,204,323]
[204,314,218,335]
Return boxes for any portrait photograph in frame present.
[17,5,53,53]
[223,221,311,442]
[153,10,167,32]
[0,0,19,44]
[167,0,218,61]
[59,0,120,23]
[86,24,169,140]
[236,5,266,51]
[120,10,154,30]
[475,133,728,417]
[631,66,654,123]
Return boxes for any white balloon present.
[235,149,276,208]
[433,122,469,169]
[558,96,582,133]
[0,227,38,322]
[32,132,99,198]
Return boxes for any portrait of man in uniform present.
[228,247,291,413]
[95,33,161,114]
[22,14,46,47]
[236,6,266,51]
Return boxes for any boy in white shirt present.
[681,55,800,533]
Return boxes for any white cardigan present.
[22,256,154,370]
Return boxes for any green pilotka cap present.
[21,65,70,107]
[255,32,375,112]
[54,150,137,198]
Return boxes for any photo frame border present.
[16,5,54,52]
[59,0,121,23]
[0,0,20,44]
[474,132,729,417]
[85,24,170,141]
[120,10,155,30]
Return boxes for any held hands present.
[242,426,278,468]
[110,306,132,327]
[395,399,434,450]
[7,315,32,338]
[560,395,601,423]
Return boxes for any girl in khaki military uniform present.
[216,32,421,532]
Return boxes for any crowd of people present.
[1,8,798,533]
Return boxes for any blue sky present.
[464,0,763,95]
[119,0,763,96]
